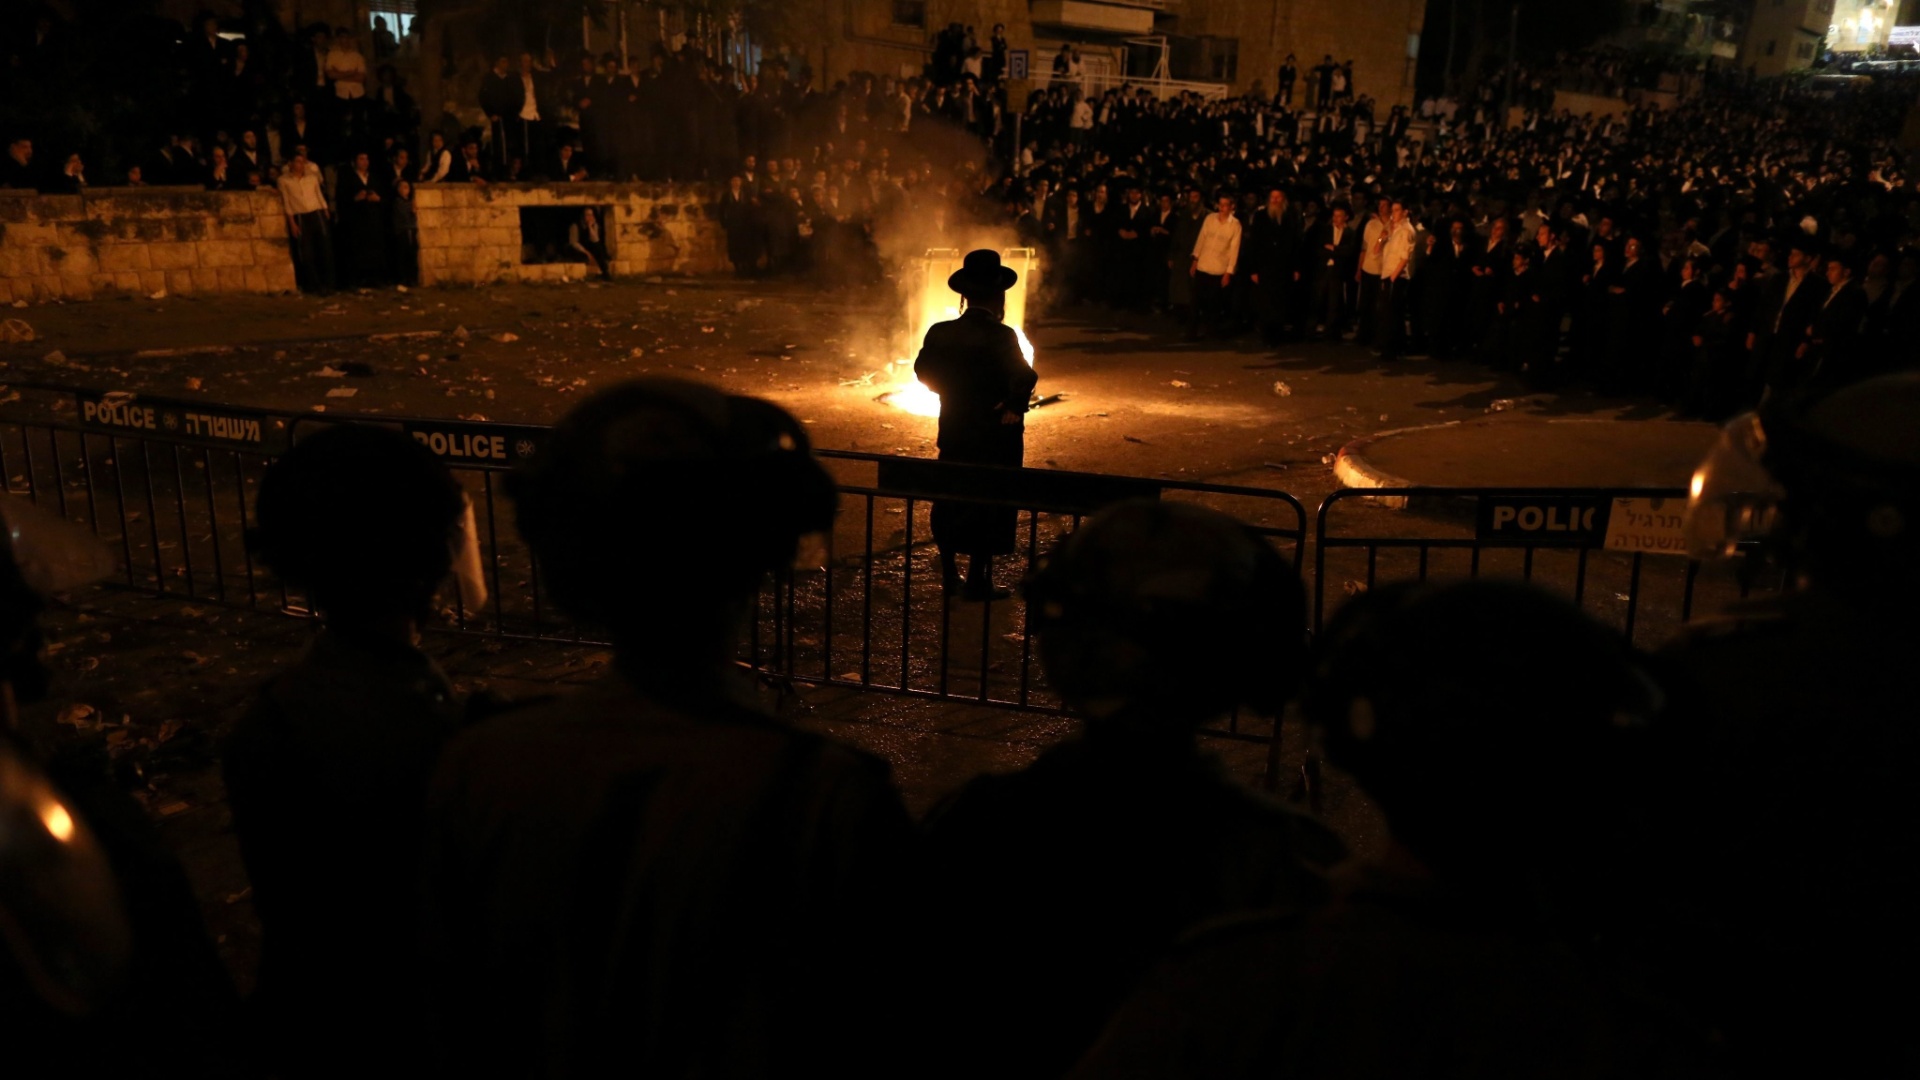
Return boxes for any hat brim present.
[948,265,1019,293]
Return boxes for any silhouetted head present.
[1306,580,1658,883]
[507,379,836,653]
[1025,500,1305,731]
[252,424,465,627]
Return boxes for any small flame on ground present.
[882,325,1036,418]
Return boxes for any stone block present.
[166,269,197,294]
[60,272,96,299]
[250,238,290,265]
[31,275,62,301]
[97,244,152,272]
[147,242,197,270]
[210,266,245,290]
[412,187,444,209]
[44,245,97,278]
[263,263,297,293]
[0,247,35,278]
[5,224,58,246]
[111,272,143,292]
[420,247,449,268]
[242,267,269,291]
[197,240,253,268]
[210,216,259,241]
[138,270,168,293]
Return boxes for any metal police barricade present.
[768,451,1309,740]
[1313,486,1777,648]
[0,384,1312,745]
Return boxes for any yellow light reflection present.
[40,799,74,843]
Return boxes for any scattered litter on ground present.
[1487,398,1516,412]
[1124,435,1146,444]
[325,387,358,398]
[1264,462,1289,470]
[491,331,519,343]
[1273,381,1292,396]
[0,318,33,343]
[147,289,167,300]
[40,349,67,366]
[184,377,203,391]
[1321,454,1335,465]
[1170,380,1190,389]
[312,365,347,378]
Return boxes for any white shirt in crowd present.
[326,46,366,100]
[1070,99,1093,130]
[420,147,453,183]
[1190,211,1243,276]
[519,72,541,121]
[278,167,328,217]
[1381,219,1417,280]
[1360,216,1388,276]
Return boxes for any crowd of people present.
[6,362,1918,1077]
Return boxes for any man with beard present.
[1247,187,1305,344]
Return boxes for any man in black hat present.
[914,249,1038,601]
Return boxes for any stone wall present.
[413,182,730,287]
[0,187,298,305]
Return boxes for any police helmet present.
[506,378,837,631]
[1022,499,1304,726]
[1303,580,1660,874]
[1685,373,1920,600]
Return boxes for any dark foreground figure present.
[913,500,1344,1077]
[425,379,912,1077]
[224,426,474,1077]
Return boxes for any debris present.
[1124,435,1146,444]
[1170,380,1191,389]
[0,318,32,343]
[41,349,68,366]
[312,365,348,378]
[733,298,761,312]
[1273,381,1292,396]
[1321,454,1334,465]
[416,353,431,362]
[1487,398,1516,412]
[1264,462,1290,470]
[148,289,167,300]
[184,377,203,391]
[1379,414,1390,421]
[325,387,357,398]
[700,326,716,333]
[452,325,470,340]
[490,331,519,343]
[101,391,135,407]
[396,284,409,293]
[9,300,26,308]
[1343,580,1369,597]
[57,703,99,729]
[309,405,326,412]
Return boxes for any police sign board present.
[78,391,287,454]
[402,419,543,469]
[1008,49,1029,81]
[1601,496,1689,556]
[1474,495,1612,546]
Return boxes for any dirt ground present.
[0,276,1705,992]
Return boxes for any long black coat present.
[914,306,1037,556]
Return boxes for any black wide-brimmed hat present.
[948,249,1018,294]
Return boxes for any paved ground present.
[0,276,1708,516]
[4,276,1703,991]
[1338,416,1719,490]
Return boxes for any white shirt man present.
[1381,206,1417,282]
[1360,210,1388,278]
[1070,99,1093,131]
[519,69,541,122]
[326,37,367,100]
[1190,200,1243,278]
[278,158,328,219]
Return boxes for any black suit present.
[1110,202,1155,306]
[1309,221,1361,333]
[1804,281,1871,395]
[914,307,1038,560]
[1247,208,1304,339]
[1419,241,1473,357]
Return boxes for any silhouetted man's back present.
[423,379,910,1077]
[913,500,1342,1078]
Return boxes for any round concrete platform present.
[1335,417,1721,492]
